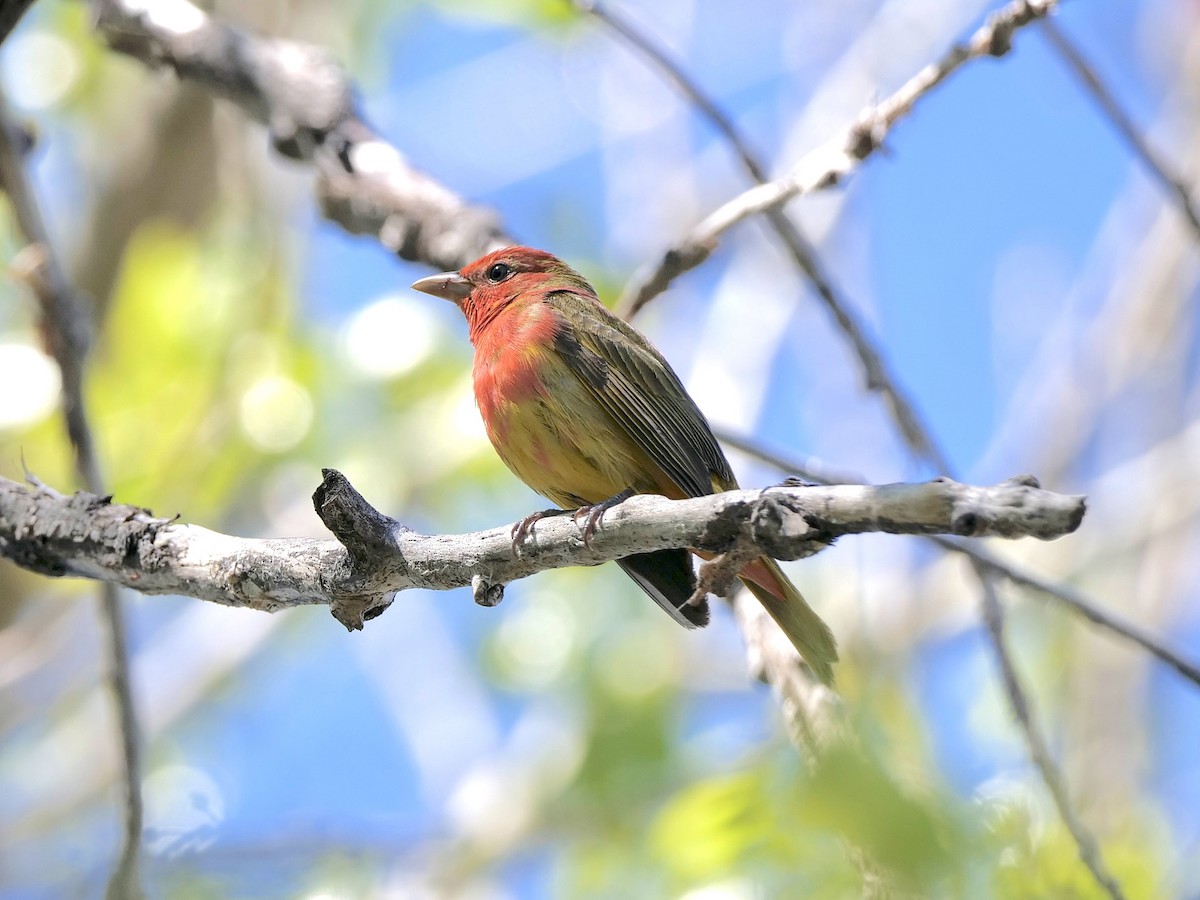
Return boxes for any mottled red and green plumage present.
[412,247,838,684]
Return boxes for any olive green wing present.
[546,290,735,499]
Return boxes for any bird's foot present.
[511,507,571,553]
[573,488,636,548]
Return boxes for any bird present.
[412,246,838,683]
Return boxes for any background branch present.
[0,90,143,899]
[979,576,1128,900]
[581,0,949,474]
[958,539,1200,688]
[618,0,1059,316]
[1041,17,1200,241]
[91,0,514,270]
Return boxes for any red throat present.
[461,286,515,345]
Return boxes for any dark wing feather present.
[547,290,735,499]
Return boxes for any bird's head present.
[412,246,593,338]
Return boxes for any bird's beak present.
[411,271,471,303]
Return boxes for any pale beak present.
[411,271,471,303]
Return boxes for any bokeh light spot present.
[342,294,439,379]
[239,374,313,453]
[494,601,575,690]
[0,341,61,428]
[3,31,80,110]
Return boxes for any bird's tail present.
[618,549,709,629]
[738,556,838,685]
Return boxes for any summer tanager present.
[413,247,837,683]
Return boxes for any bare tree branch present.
[618,0,1060,317]
[0,469,1084,630]
[718,430,1200,689]
[581,0,950,474]
[979,576,1128,900]
[0,91,144,899]
[1041,18,1200,241]
[956,539,1200,688]
[91,0,514,271]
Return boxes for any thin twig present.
[582,0,950,474]
[1041,18,1200,241]
[731,589,842,754]
[0,91,144,899]
[979,576,1127,900]
[97,583,141,900]
[717,429,1200,689]
[619,0,1059,317]
[953,539,1200,688]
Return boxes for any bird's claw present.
[573,488,636,549]
[511,507,570,554]
[511,490,637,553]
[574,506,606,548]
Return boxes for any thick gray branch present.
[0,470,1084,631]
[91,0,513,270]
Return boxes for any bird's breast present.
[471,303,560,442]
[471,308,657,507]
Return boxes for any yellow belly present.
[475,351,669,508]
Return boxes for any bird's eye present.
[485,262,512,283]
